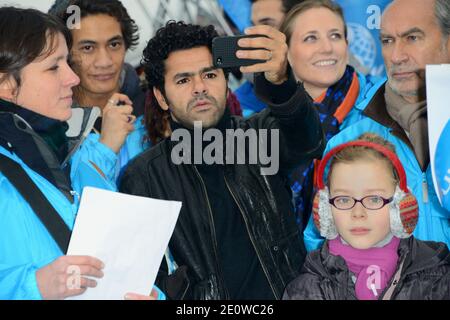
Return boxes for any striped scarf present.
[290,65,359,228]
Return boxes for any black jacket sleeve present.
[245,70,325,174]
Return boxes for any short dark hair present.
[250,0,306,14]
[142,20,224,93]
[0,7,71,89]
[50,0,139,50]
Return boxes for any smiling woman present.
[279,0,383,238]
[281,0,349,100]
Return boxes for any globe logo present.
[347,23,377,71]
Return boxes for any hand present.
[124,288,159,300]
[237,25,289,85]
[100,93,136,153]
[36,255,104,300]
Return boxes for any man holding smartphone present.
[119,21,324,300]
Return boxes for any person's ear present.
[0,74,17,100]
[153,87,169,111]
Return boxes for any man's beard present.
[387,63,424,100]
[167,92,226,130]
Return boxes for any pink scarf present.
[328,236,400,300]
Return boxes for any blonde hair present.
[327,133,399,186]
[280,0,347,46]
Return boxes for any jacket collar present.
[362,83,414,151]
[313,236,449,281]
[0,98,73,201]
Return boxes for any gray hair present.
[435,0,450,37]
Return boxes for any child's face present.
[329,159,395,249]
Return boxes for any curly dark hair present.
[144,90,171,145]
[142,20,225,93]
[142,21,227,144]
[50,0,139,50]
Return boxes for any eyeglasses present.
[329,195,394,210]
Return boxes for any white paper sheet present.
[426,64,450,204]
[66,187,181,300]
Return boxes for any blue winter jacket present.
[115,115,150,181]
[234,81,267,118]
[435,119,450,212]
[304,80,450,251]
[0,135,115,300]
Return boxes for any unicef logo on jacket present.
[347,23,377,73]
[435,120,450,210]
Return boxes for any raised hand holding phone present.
[236,25,289,85]
[212,34,267,69]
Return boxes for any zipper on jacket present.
[223,175,279,299]
[423,172,434,242]
[192,165,230,299]
[422,174,429,204]
[378,254,407,300]
[70,190,80,203]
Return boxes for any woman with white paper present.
[0,7,161,300]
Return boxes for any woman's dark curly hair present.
[50,0,139,50]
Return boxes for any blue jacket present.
[0,137,114,300]
[334,72,385,130]
[304,80,450,251]
[435,119,450,212]
[234,81,267,118]
[67,62,149,184]
[115,116,150,181]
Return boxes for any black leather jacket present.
[283,237,450,300]
[120,73,325,300]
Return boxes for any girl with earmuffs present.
[283,133,449,300]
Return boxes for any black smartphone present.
[212,34,268,69]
